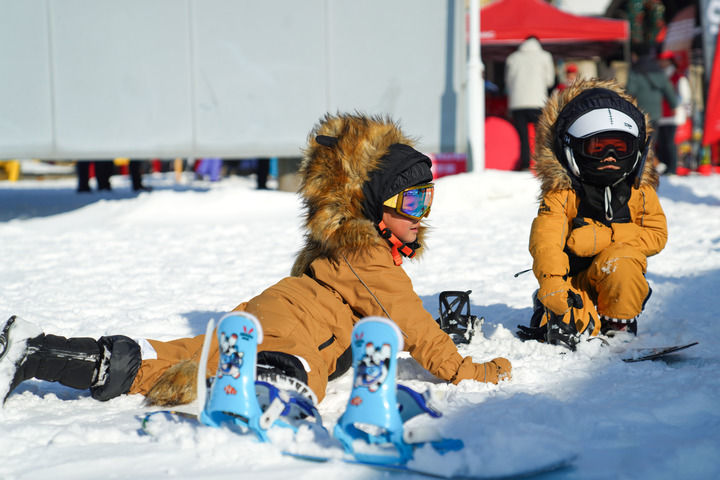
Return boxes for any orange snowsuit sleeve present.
[334,247,509,385]
[611,184,667,256]
[529,190,573,281]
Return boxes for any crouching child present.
[518,79,668,349]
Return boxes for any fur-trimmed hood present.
[290,113,429,277]
[534,78,659,197]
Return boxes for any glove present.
[537,275,579,316]
[452,356,512,384]
[611,221,642,244]
[566,217,612,257]
[516,324,545,342]
[474,357,512,384]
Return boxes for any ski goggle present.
[382,183,434,220]
[569,131,639,161]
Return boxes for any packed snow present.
[0,169,718,479]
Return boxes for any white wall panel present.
[0,0,53,156]
[51,0,193,157]
[192,0,328,157]
[0,0,462,159]
[328,1,448,151]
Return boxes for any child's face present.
[382,207,421,244]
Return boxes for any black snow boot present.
[516,290,548,342]
[599,315,638,337]
[545,310,580,351]
[1,316,142,402]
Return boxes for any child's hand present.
[566,217,612,257]
[470,357,512,384]
[453,356,512,384]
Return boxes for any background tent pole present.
[467,0,485,172]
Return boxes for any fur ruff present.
[291,112,428,276]
[144,360,198,407]
[534,78,659,198]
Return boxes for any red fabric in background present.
[476,0,628,45]
[485,116,521,170]
[703,34,720,146]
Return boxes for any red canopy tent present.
[477,0,630,60]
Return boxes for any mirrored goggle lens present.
[582,132,636,159]
[399,185,433,218]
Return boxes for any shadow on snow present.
[0,184,210,222]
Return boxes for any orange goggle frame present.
[382,183,434,220]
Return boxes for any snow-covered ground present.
[0,170,718,479]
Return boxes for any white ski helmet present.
[555,88,648,188]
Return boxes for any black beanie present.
[361,143,434,223]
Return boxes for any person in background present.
[195,158,223,182]
[624,45,677,173]
[505,36,555,170]
[256,158,270,189]
[0,160,21,182]
[553,63,579,95]
[129,160,152,192]
[656,51,692,175]
[76,160,113,193]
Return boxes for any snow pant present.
[130,333,329,399]
[511,108,542,170]
[256,158,270,189]
[130,304,351,403]
[196,158,222,182]
[76,160,114,192]
[129,160,147,191]
[538,244,650,335]
[129,333,214,398]
[657,125,678,174]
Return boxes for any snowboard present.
[282,450,576,480]
[142,409,576,480]
[621,341,699,362]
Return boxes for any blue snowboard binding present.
[334,317,463,465]
[199,312,321,441]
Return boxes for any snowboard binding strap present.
[334,317,463,465]
[199,312,268,440]
[198,312,322,441]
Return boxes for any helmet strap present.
[633,136,653,188]
[604,166,635,221]
[377,220,416,266]
[565,146,581,177]
[604,185,614,221]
